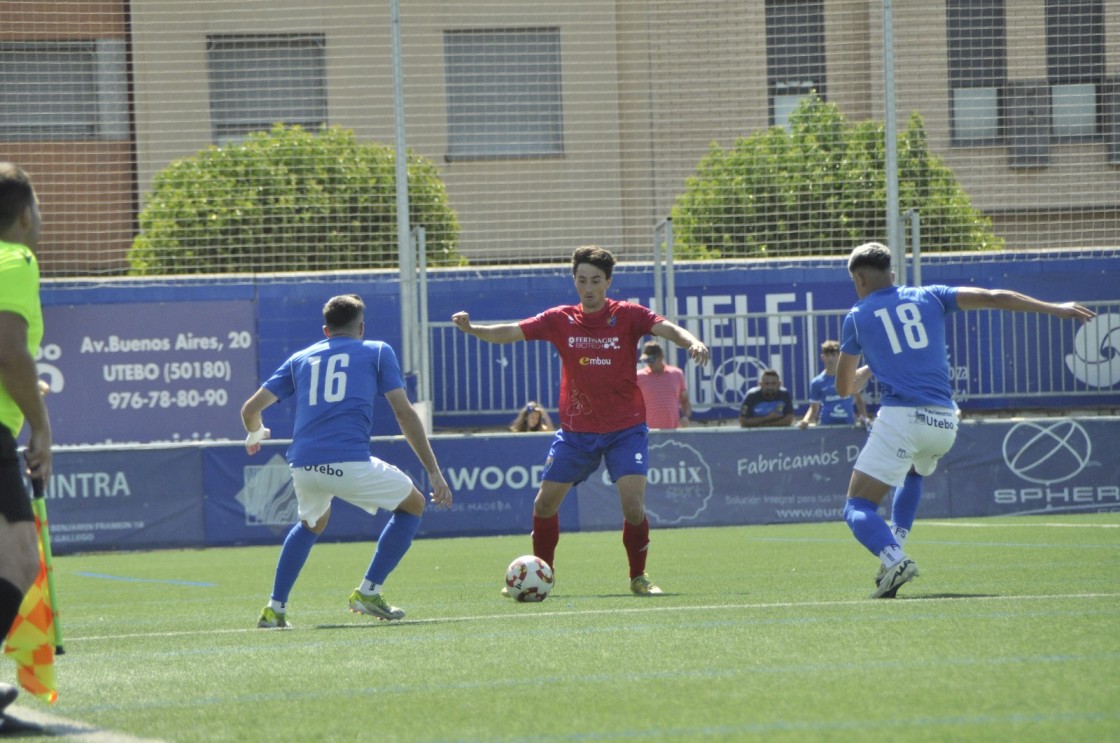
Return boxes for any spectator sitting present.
[798,340,870,429]
[636,341,691,429]
[738,369,794,428]
[510,401,554,432]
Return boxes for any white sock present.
[359,580,381,595]
[891,524,910,548]
[269,599,285,613]
[879,544,905,569]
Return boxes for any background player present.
[452,246,708,595]
[835,242,1095,598]
[738,369,794,428]
[636,341,691,429]
[798,340,869,429]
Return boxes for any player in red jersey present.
[452,246,709,595]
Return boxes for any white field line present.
[73,591,1120,644]
[922,521,1120,528]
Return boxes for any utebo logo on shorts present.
[1001,420,1091,485]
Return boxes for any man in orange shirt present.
[636,341,691,429]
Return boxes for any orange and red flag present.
[4,512,58,704]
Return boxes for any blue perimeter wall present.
[38,250,1120,446]
[44,417,1120,555]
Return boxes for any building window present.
[206,34,327,145]
[443,28,564,160]
[1046,0,1104,139]
[765,0,826,129]
[0,40,128,142]
[947,0,1006,145]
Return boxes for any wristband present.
[245,427,267,446]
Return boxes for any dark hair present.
[847,241,892,274]
[323,294,365,331]
[572,245,615,280]
[761,368,780,380]
[511,401,546,432]
[0,162,36,233]
[820,340,840,354]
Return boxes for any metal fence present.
[429,300,1120,422]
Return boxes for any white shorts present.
[290,458,414,528]
[854,405,959,487]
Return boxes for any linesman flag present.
[4,508,59,704]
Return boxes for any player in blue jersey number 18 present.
[834,242,1094,598]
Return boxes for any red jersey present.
[519,299,663,433]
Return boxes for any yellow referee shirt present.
[0,238,43,437]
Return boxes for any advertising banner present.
[201,434,567,545]
[41,417,1120,554]
[44,446,204,555]
[39,301,259,446]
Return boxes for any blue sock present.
[271,522,319,603]
[366,511,422,586]
[891,471,923,533]
[843,497,897,557]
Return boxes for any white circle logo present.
[1064,313,1120,388]
[1002,420,1091,485]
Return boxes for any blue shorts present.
[542,423,649,485]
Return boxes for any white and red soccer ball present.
[505,555,554,602]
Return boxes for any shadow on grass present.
[896,592,1000,600]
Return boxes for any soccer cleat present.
[500,585,511,598]
[257,606,290,629]
[873,563,899,599]
[870,558,919,599]
[348,589,405,620]
[630,573,663,596]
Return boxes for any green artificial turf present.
[11,514,1119,742]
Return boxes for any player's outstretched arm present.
[651,320,710,366]
[451,311,526,344]
[385,388,453,508]
[955,288,1096,322]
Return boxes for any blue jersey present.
[840,285,959,408]
[808,371,855,425]
[263,337,404,466]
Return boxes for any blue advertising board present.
[43,417,1120,555]
[44,445,205,554]
[40,301,260,445]
[38,250,1120,442]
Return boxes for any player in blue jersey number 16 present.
[241,294,452,627]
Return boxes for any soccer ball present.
[504,555,554,602]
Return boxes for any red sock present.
[622,517,650,579]
[532,514,559,570]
